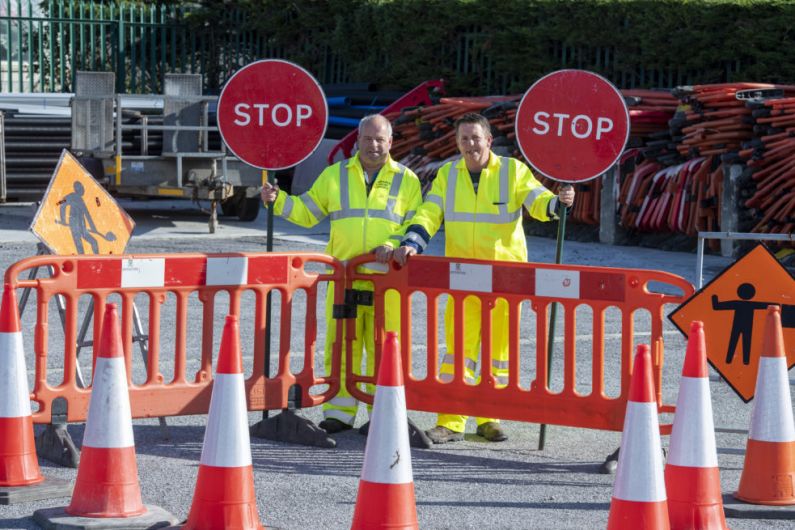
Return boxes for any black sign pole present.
[538,199,568,451]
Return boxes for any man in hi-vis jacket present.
[262,114,430,447]
[394,113,575,444]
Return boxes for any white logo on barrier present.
[121,258,165,288]
[536,269,580,299]
[206,257,248,286]
[450,263,492,293]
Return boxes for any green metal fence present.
[0,0,273,94]
[0,1,740,95]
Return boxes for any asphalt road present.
[0,199,790,529]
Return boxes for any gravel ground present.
[0,203,791,529]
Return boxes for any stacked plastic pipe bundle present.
[739,95,795,234]
[671,83,789,159]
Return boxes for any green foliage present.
[193,0,795,93]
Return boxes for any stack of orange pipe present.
[739,95,795,234]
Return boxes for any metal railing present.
[695,231,795,288]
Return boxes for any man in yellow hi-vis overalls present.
[262,114,429,446]
[394,113,575,444]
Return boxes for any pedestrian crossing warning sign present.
[668,243,795,402]
[30,150,134,255]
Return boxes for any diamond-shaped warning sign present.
[669,243,795,402]
[30,150,134,255]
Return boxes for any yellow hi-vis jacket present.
[402,153,558,262]
[273,153,423,261]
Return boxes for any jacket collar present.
[455,151,499,174]
[347,153,399,176]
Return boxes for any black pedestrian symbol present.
[712,283,795,365]
[57,181,116,255]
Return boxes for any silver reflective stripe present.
[498,157,509,204]
[439,373,453,383]
[339,162,350,212]
[404,209,416,220]
[494,375,509,386]
[404,231,428,250]
[492,359,510,370]
[465,375,477,384]
[324,408,355,424]
[446,161,460,218]
[385,165,406,219]
[445,209,521,224]
[280,195,294,218]
[524,186,547,212]
[445,157,520,224]
[426,194,444,210]
[368,209,403,223]
[441,354,477,372]
[331,160,403,223]
[329,395,358,408]
[299,192,325,221]
[547,196,559,218]
[330,208,366,220]
[465,358,478,372]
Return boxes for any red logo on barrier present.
[515,69,630,183]
[217,59,328,170]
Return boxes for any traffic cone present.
[0,285,43,487]
[351,331,418,530]
[665,321,727,529]
[66,303,146,518]
[607,344,669,530]
[182,314,264,529]
[735,305,795,505]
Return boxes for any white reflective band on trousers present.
[750,357,795,442]
[83,357,135,448]
[0,331,30,417]
[667,376,718,467]
[200,373,252,467]
[361,386,413,484]
[613,401,666,502]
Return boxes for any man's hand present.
[261,181,280,203]
[393,245,417,266]
[558,184,575,207]
[373,245,394,264]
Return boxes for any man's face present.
[358,118,392,168]
[456,122,492,170]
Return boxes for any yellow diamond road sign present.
[668,243,795,402]
[30,150,134,255]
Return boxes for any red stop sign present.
[515,69,629,183]
[217,60,328,170]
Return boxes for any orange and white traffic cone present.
[182,314,264,530]
[0,284,71,505]
[0,285,43,488]
[351,331,418,530]
[607,344,669,530]
[33,303,177,525]
[67,303,146,518]
[665,321,727,529]
[735,305,795,505]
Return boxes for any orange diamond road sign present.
[30,150,134,255]
[669,243,795,402]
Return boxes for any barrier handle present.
[539,202,568,450]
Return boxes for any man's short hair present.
[454,113,492,137]
[358,114,392,138]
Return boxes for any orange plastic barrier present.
[344,255,695,434]
[4,252,344,424]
